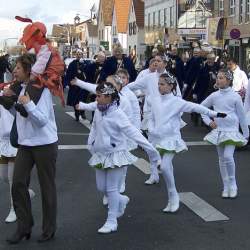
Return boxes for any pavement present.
[0,96,250,250]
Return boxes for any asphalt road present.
[0,97,250,250]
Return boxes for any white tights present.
[216,145,236,190]
[0,161,15,208]
[96,167,124,223]
[160,153,179,201]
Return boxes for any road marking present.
[66,111,91,129]
[179,192,229,222]
[58,132,89,136]
[58,145,88,150]
[58,144,229,221]
[133,158,151,174]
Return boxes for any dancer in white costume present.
[0,90,35,223]
[201,69,249,198]
[148,73,226,212]
[86,82,160,233]
[128,55,182,185]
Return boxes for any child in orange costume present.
[0,16,65,116]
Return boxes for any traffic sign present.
[230,29,241,39]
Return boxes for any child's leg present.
[223,145,237,191]
[119,166,128,193]
[5,160,17,223]
[98,167,123,233]
[145,160,159,185]
[95,169,106,194]
[161,153,179,212]
[0,157,8,183]
[216,146,229,193]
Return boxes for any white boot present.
[117,195,130,218]
[144,175,159,185]
[5,207,16,223]
[98,220,118,234]
[221,189,229,198]
[229,188,238,198]
[28,189,36,199]
[163,203,171,213]
[103,195,108,206]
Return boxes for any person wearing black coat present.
[99,44,137,82]
[193,53,220,104]
[65,51,88,121]
[0,54,11,82]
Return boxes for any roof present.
[132,0,144,28]
[99,0,114,26]
[114,0,131,33]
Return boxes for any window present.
[170,6,174,27]
[148,13,151,29]
[153,12,156,27]
[133,22,136,35]
[158,10,161,27]
[129,23,132,35]
[164,8,167,26]
[102,30,104,40]
[239,0,243,23]
[218,0,224,16]
[246,0,250,22]
[229,0,236,16]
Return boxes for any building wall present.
[127,0,145,63]
[144,0,177,45]
[214,0,250,72]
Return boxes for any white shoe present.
[98,221,118,234]
[5,208,17,223]
[229,188,238,198]
[144,176,159,185]
[170,200,180,213]
[28,189,36,199]
[163,203,171,213]
[221,189,229,198]
[119,182,126,194]
[103,195,108,206]
[117,196,130,218]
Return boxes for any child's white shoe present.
[170,200,180,213]
[163,203,171,212]
[117,195,130,218]
[5,208,16,223]
[98,221,118,234]
[229,188,238,198]
[102,195,108,206]
[28,189,36,199]
[144,176,159,185]
[221,189,229,198]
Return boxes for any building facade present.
[97,0,114,52]
[214,0,250,72]
[127,0,145,66]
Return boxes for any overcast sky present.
[0,0,99,48]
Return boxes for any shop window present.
[164,8,167,27]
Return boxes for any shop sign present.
[178,29,207,35]
[229,39,241,46]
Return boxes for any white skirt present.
[204,129,247,147]
[0,140,17,157]
[89,150,138,169]
[154,137,188,155]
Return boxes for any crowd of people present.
[0,23,250,244]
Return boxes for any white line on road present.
[58,132,89,136]
[66,112,91,129]
[58,145,88,150]
[179,192,229,222]
[133,158,151,174]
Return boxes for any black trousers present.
[12,142,58,235]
